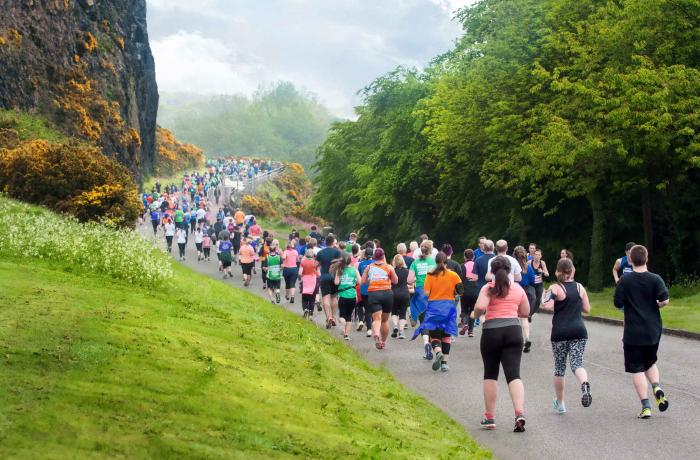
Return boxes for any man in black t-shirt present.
[316,235,342,326]
[614,245,670,419]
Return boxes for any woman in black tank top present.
[541,258,593,413]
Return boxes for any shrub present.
[155,126,205,176]
[0,196,172,285]
[241,194,276,218]
[0,139,141,226]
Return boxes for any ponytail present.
[488,256,511,298]
[429,252,448,276]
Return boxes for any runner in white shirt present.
[485,239,522,282]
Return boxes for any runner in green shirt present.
[333,252,361,340]
[265,240,282,304]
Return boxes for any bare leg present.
[554,376,565,402]
[372,311,382,336]
[322,294,332,320]
[520,318,530,341]
[508,379,525,414]
[483,379,498,415]
[380,312,390,342]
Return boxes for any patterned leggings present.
[552,339,587,377]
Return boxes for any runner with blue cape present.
[411,299,458,340]
[409,286,428,322]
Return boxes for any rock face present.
[0,0,158,182]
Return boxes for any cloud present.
[147,0,473,117]
[151,31,262,95]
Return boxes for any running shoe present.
[638,407,652,419]
[398,332,406,339]
[270,299,276,304]
[303,311,309,320]
[475,318,481,326]
[275,293,281,304]
[316,302,322,312]
[424,343,433,360]
[513,415,526,432]
[366,330,373,337]
[441,362,449,372]
[581,382,592,407]
[432,351,443,371]
[523,340,532,353]
[468,331,474,337]
[373,334,382,350]
[262,284,267,290]
[553,398,566,414]
[480,418,496,430]
[403,324,408,330]
[326,319,332,329]
[290,297,295,304]
[459,324,468,336]
[391,327,399,338]
[343,334,350,341]
[654,386,669,412]
[285,294,290,301]
[330,317,336,327]
[357,321,365,332]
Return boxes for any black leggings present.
[530,284,543,319]
[261,261,268,285]
[283,267,299,289]
[302,294,315,313]
[178,243,186,258]
[460,288,478,333]
[338,297,356,322]
[480,325,523,383]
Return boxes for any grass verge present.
[587,288,700,334]
[0,200,489,459]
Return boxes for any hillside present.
[158,82,336,170]
[0,0,158,180]
[0,196,488,459]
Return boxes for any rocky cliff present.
[0,0,158,181]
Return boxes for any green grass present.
[142,170,192,192]
[587,287,700,334]
[258,216,295,239]
[0,109,68,143]
[0,202,489,458]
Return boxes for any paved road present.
[140,223,700,460]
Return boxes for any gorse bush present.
[155,126,204,176]
[0,139,141,226]
[0,196,172,285]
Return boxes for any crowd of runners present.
[140,165,672,434]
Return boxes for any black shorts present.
[481,325,523,383]
[320,277,338,296]
[338,297,356,322]
[368,290,393,314]
[241,262,254,275]
[391,292,409,317]
[624,343,659,373]
[222,260,232,269]
[283,267,299,289]
[267,279,281,290]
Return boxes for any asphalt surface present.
[139,220,699,460]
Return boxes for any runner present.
[459,249,479,337]
[540,257,593,413]
[231,224,242,265]
[259,236,271,290]
[317,235,343,328]
[472,256,530,432]
[613,245,670,419]
[300,249,320,320]
[176,226,187,261]
[239,237,256,286]
[560,248,574,262]
[218,234,234,279]
[412,252,463,372]
[202,231,212,261]
[473,236,487,260]
[613,242,636,284]
[265,239,282,304]
[194,226,204,261]
[361,248,398,350]
[408,241,437,359]
[282,241,299,303]
[528,249,549,324]
[149,208,160,236]
[163,218,175,253]
[390,254,410,339]
[333,252,361,340]
[486,240,522,283]
[397,243,414,270]
[513,245,536,352]
[357,242,375,335]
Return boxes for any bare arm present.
[514,272,522,282]
[473,290,489,318]
[334,273,340,285]
[355,269,362,285]
[407,269,416,284]
[518,292,531,318]
[579,283,591,314]
[612,259,621,283]
[390,267,398,284]
[361,268,369,285]
[541,260,549,277]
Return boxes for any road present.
[139,223,700,460]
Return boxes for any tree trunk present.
[642,189,654,261]
[587,191,605,291]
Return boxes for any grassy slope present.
[0,258,488,458]
[0,109,68,143]
[587,287,700,334]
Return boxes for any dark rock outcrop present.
[0,0,158,182]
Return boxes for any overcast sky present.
[146,0,472,118]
